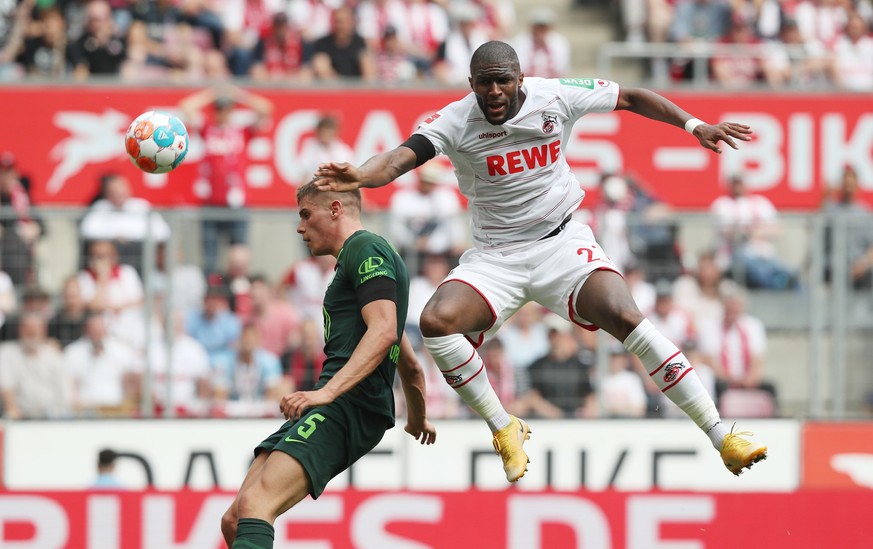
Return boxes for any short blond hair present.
[296,180,362,214]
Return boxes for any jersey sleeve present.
[412,100,467,156]
[554,78,620,119]
[346,237,399,290]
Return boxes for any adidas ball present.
[125,111,189,174]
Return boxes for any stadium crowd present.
[0,0,868,88]
[0,134,819,421]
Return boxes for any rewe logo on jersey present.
[485,139,561,176]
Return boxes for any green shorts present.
[255,397,390,499]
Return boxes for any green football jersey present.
[315,230,409,425]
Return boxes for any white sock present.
[424,334,511,432]
[624,319,726,450]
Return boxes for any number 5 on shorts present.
[297,413,326,439]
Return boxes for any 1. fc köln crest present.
[542,113,558,134]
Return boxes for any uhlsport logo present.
[358,256,385,274]
[542,113,558,134]
[664,361,686,383]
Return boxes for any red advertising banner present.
[0,86,870,210]
[802,422,873,490]
[0,490,871,549]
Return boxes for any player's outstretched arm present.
[396,332,437,445]
[280,299,398,420]
[615,87,753,154]
[314,146,418,193]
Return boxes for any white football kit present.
[414,77,622,343]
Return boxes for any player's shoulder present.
[419,93,479,129]
[345,230,398,258]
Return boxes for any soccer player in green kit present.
[221,181,437,549]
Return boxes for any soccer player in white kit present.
[314,41,767,482]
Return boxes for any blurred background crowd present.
[0,0,869,89]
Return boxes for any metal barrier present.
[0,207,870,420]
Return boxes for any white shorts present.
[444,219,621,347]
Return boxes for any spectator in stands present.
[673,249,727,339]
[280,254,335,321]
[401,0,450,75]
[601,350,648,418]
[65,313,141,417]
[829,11,873,90]
[388,161,465,265]
[648,279,696,346]
[211,244,254,322]
[668,0,732,80]
[149,312,212,417]
[80,172,171,273]
[357,0,407,53]
[296,114,355,186]
[511,8,570,79]
[212,322,285,416]
[0,0,31,81]
[286,0,334,43]
[0,151,43,285]
[280,318,325,392]
[625,261,656,314]
[77,239,144,317]
[251,12,312,82]
[91,448,126,490]
[152,242,207,318]
[822,164,873,288]
[127,0,209,80]
[700,285,777,414]
[0,284,51,342]
[480,337,516,409]
[186,283,241,367]
[48,275,88,348]
[496,304,551,395]
[311,5,376,81]
[0,268,14,332]
[434,1,488,85]
[0,312,72,419]
[762,18,829,88]
[68,0,127,80]
[19,7,68,78]
[375,25,419,83]
[469,0,515,40]
[220,0,276,76]
[178,85,273,274]
[710,174,797,289]
[711,14,764,88]
[407,253,452,348]
[250,274,300,356]
[513,318,597,419]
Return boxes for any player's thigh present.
[262,399,387,501]
[423,247,528,342]
[530,221,625,329]
[574,269,645,341]
[239,451,311,519]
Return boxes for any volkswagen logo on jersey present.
[542,113,558,134]
[664,362,686,383]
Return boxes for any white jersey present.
[414,76,619,251]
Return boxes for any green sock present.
[232,518,275,549]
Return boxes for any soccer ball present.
[125,111,189,174]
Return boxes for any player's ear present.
[518,72,524,86]
[468,76,474,91]
[330,200,342,218]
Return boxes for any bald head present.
[470,41,520,74]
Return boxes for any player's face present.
[470,64,525,125]
[297,197,334,256]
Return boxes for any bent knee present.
[419,304,453,338]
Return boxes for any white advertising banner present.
[3,419,799,492]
